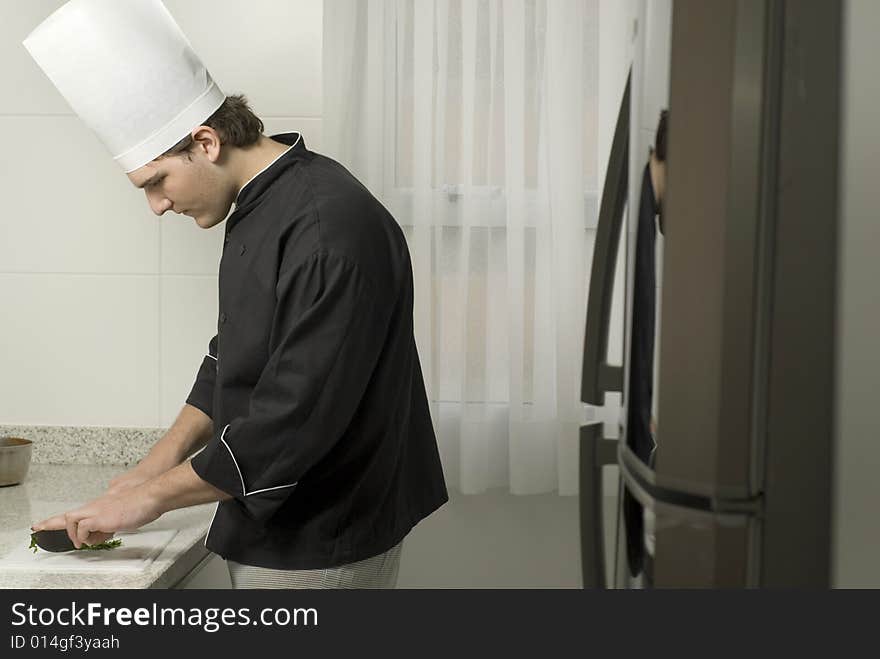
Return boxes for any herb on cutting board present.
[29,533,123,553]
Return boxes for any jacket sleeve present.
[185,334,218,419]
[189,250,389,522]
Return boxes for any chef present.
[623,109,667,582]
[24,0,447,589]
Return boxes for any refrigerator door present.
[581,0,842,588]
[635,0,841,586]
[648,0,779,500]
[617,447,760,588]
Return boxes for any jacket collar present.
[227,132,305,230]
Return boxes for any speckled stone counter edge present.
[0,426,164,466]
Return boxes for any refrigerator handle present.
[581,68,630,405]
[579,69,630,588]
[580,424,619,588]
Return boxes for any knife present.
[30,529,76,552]
[29,529,121,553]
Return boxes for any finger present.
[31,514,67,532]
[77,524,113,547]
[65,513,82,549]
[86,531,114,546]
[76,518,95,546]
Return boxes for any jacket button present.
[219,312,227,324]
[224,235,230,245]
[240,243,247,255]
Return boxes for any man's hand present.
[104,405,214,497]
[31,486,162,549]
[32,462,230,550]
[106,463,162,496]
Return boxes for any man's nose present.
[147,194,172,216]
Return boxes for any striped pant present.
[226,541,403,589]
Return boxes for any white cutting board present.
[2,529,178,573]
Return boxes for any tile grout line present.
[0,272,217,277]
[0,113,75,117]
[158,217,163,428]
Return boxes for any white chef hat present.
[23,0,226,173]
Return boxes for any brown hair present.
[654,109,668,162]
[157,94,264,161]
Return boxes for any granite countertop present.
[0,463,215,589]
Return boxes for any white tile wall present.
[160,219,225,277]
[0,116,160,274]
[159,276,218,427]
[0,274,160,426]
[0,0,72,115]
[163,0,323,117]
[0,0,323,428]
[641,0,672,132]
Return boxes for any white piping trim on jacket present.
[206,354,218,361]
[204,502,219,548]
[218,424,298,497]
[233,133,301,206]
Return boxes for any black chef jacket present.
[626,162,660,467]
[622,161,661,579]
[186,132,449,570]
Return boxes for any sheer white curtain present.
[323,0,599,495]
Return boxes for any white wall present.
[833,0,880,588]
[0,0,323,428]
[639,0,671,428]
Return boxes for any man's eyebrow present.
[134,173,163,189]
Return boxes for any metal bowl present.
[0,437,33,486]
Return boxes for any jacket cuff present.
[239,487,297,523]
[186,354,217,419]
[184,395,213,420]
[189,425,298,523]
[190,432,243,498]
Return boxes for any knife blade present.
[30,529,76,552]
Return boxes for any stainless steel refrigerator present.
[579,0,857,588]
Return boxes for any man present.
[623,108,667,583]
[25,0,447,589]
[649,109,667,236]
[632,107,667,458]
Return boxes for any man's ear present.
[190,125,222,163]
